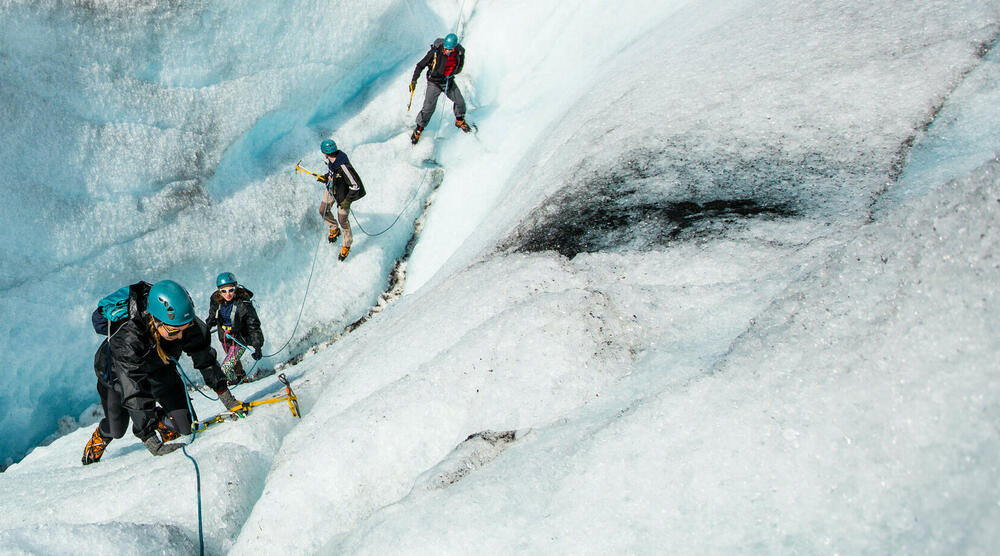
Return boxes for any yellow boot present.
[82,426,111,465]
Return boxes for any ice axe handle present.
[295,161,323,179]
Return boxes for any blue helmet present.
[320,139,337,154]
[443,33,458,49]
[147,280,196,326]
[216,272,237,288]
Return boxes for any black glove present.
[316,174,328,184]
[252,347,263,360]
[218,389,248,416]
[143,435,184,456]
[409,81,416,93]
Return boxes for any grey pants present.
[416,79,466,128]
[320,190,353,248]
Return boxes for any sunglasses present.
[159,322,192,337]
[219,287,236,294]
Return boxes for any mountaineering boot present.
[143,435,184,457]
[82,425,111,465]
[410,125,423,145]
[157,420,180,442]
[328,226,340,243]
[455,118,472,133]
[339,246,350,261]
[218,389,249,416]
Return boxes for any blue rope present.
[180,444,204,556]
[175,362,220,402]
[173,358,205,556]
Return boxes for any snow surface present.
[1,0,999,554]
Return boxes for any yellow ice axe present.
[193,374,301,432]
[295,160,325,182]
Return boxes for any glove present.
[409,81,416,93]
[316,174,328,184]
[144,435,184,456]
[218,389,248,416]
[252,347,263,360]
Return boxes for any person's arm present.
[453,46,465,75]
[338,161,364,192]
[411,48,433,84]
[241,301,266,360]
[204,296,219,329]
[242,301,265,350]
[183,318,228,393]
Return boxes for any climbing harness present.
[221,204,324,363]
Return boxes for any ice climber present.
[205,272,265,386]
[82,280,246,464]
[409,32,472,145]
[318,138,366,261]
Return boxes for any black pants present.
[94,341,195,439]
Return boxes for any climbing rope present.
[221,2,477,374]
[179,443,204,556]
[349,169,429,237]
[173,358,206,556]
[137,13,483,555]
[252,224,326,361]
[199,174,336,383]
[173,359,300,554]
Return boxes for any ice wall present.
[0,0,443,464]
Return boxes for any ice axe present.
[407,81,415,111]
[295,160,326,183]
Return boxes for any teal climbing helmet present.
[147,280,196,326]
[216,272,237,288]
[320,139,337,154]
[443,33,458,49]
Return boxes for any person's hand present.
[252,347,263,361]
[317,174,328,184]
[144,435,184,456]
[409,81,416,94]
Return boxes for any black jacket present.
[205,286,265,350]
[324,151,366,204]
[92,284,226,440]
[411,38,465,85]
